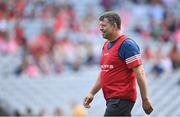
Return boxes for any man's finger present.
[83,97,91,108]
[84,97,89,104]
[84,105,91,108]
[145,108,153,115]
[83,100,91,108]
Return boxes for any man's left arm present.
[132,65,153,115]
[119,39,153,114]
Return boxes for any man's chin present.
[103,37,108,39]
[103,36,109,39]
[102,34,108,39]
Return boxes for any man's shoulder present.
[122,38,138,46]
[118,38,140,60]
[121,38,139,50]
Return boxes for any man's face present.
[99,18,115,39]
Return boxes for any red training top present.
[100,35,142,102]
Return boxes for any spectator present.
[0,31,17,54]
[151,46,173,77]
[54,107,63,117]
[143,46,154,60]
[38,108,48,117]
[14,54,39,77]
[14,110,21,116]
[169,44,180,69]
[25,107,33,116]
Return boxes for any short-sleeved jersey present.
[100,35,142,102]
[107,38,141,68]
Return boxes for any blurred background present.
[0,0,179,116]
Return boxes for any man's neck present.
[109,31,123,42]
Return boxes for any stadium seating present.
[0,0,180,116]
[0,62,180,115]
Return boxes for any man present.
[83,11,153,116]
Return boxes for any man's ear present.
[113,23,118,29]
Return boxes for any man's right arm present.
[83,74,101,108]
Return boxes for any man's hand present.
[83,93,94,108]
[142,98,153,115]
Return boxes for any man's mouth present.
[102,32,108,38]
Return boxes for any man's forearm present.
[133,65,153,114]
[133,65,149,101]
[90,75,101,96]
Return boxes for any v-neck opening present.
[106,35,124,51]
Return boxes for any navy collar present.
[109,35,124,43]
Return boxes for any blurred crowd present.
[132,0,180,77]
[0,0,179,116]
[0,0,179,78]
[0,0,100,77]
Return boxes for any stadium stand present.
[0,0,179,116]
